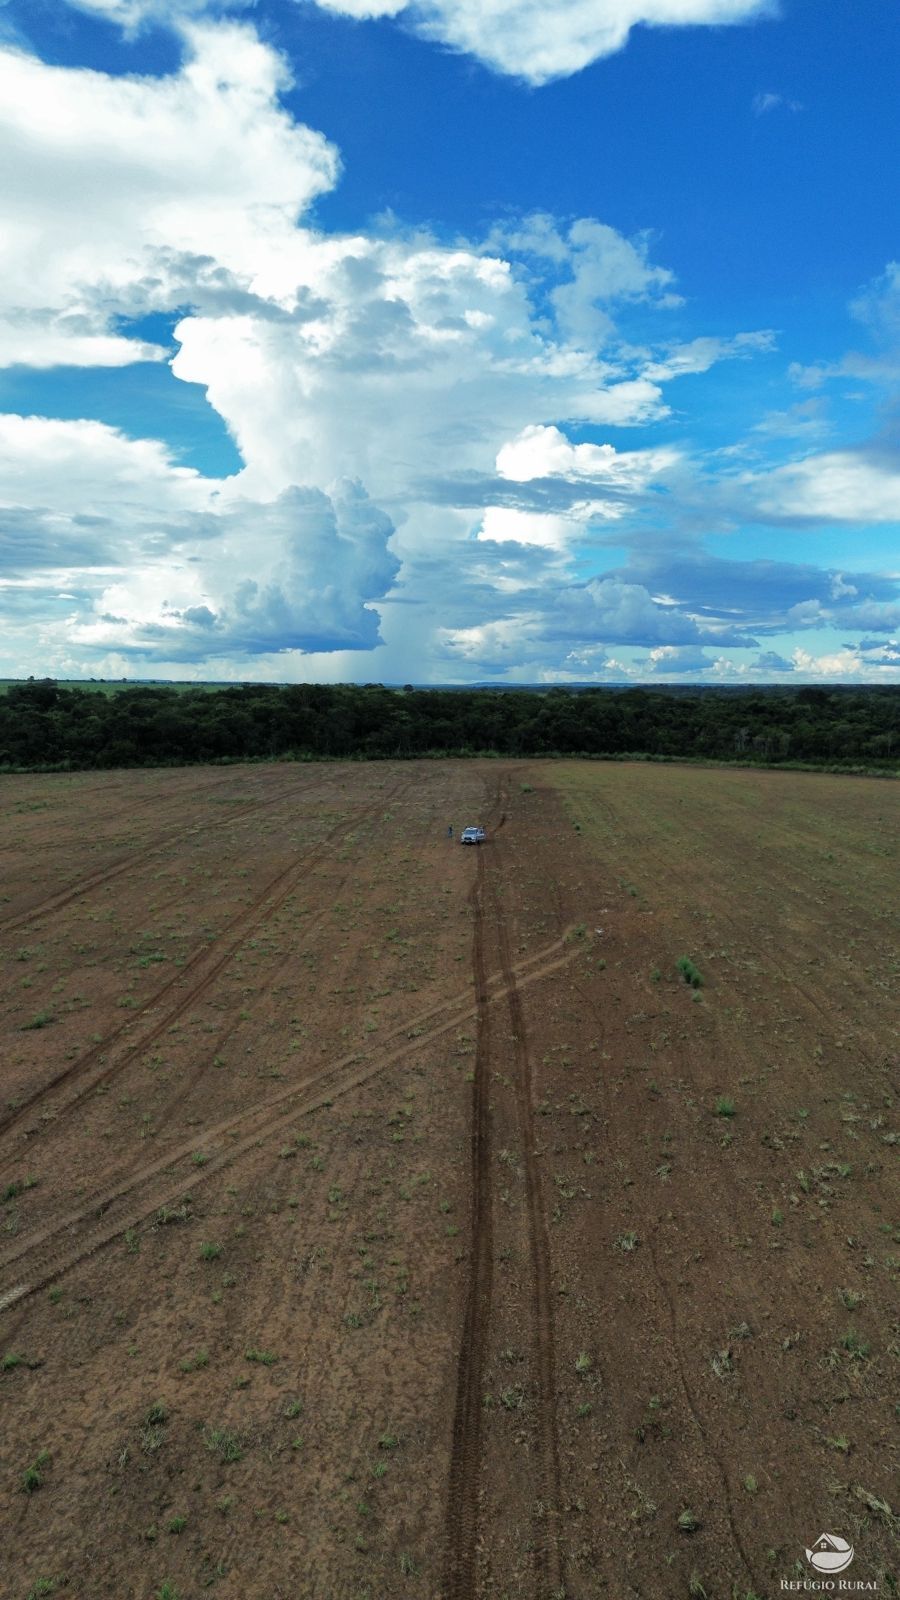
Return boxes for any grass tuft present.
[676,957,703,988]
[21,1450,50,1493]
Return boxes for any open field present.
[0,759,896,1600]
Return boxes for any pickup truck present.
[460,826,486,845]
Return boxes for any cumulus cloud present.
[0,24,338,368]
[167,217,690,506]
[790,646,867,678]
[7,18,892,684]
[454,424,682,546]
[645,644,713,673]
[547,576,755,646]
[311,0,774,85]
[72,481,399,658]
[497,423,678,485]
[1,26,785,678]
[437,567,757,679]
[0,416,398,663]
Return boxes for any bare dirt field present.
[0,759,896,1600]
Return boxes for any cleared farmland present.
[0,760,896,1600]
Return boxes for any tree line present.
[0,680,897,772]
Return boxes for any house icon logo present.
[806,1534,855,1574]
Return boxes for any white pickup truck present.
[460,826,486,845]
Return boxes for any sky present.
[0,0,898,685]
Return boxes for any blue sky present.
[0,0,898,683]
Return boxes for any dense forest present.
[0,680,897,773]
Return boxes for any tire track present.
[646,1233,758,1592]
[0,776,306,936]
[0,934,579,1313]
[488,836,565,1598]
[146,891,344,1132]
[442,847,494,1600]
[0,786,404,1139]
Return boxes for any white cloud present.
[645,644,712,672]
[0,35,750,520]
[0,314,167,370]
[496,423,678,486]
[438,570,754,676]
[477,508,583,548]
[71,481,399,658]
[749,451,900,523]
[0,414,205,515]
[752,90,802,115]
[751,397,828,439]
[1,21,839,683]
[313,0,774,84]
[549,220,682,346]
[0,416,399,662]
[311,0,408,14]
[485,424,678,534]
[790,646,866,678]
[849,260,900,343]
[790,261,900,391]
[62,0,774,83]
[642,330,775,381]
[61,0,249,25]
[168,225,680,506]
[555,578,711,643]
[0,23,338,367]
